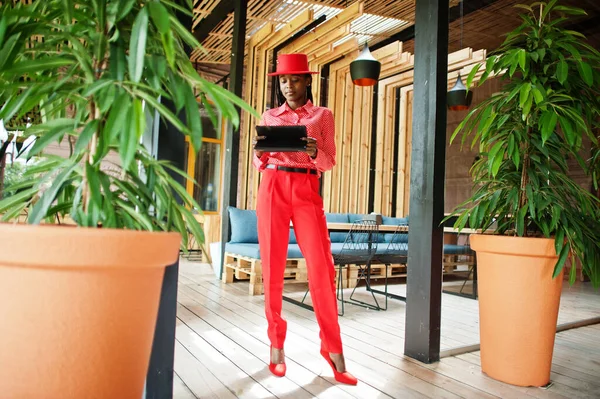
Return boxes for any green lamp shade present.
[350,46,381,87]
[447,73,473,111]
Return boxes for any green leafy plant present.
[0,0,258,248]
[448,0,600,286]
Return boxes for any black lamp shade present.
[447,73,473,111]
[350,46,381,87]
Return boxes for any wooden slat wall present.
[222,0,487,215]
[237,29,486,216]
[371,48,488,216]
[239,3,365,210]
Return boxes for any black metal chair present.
[367,224,409,303]
[301,219,380,316]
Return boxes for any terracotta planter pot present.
[0,224,180,398]
[470,234,563,387]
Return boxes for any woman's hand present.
[253,135,266,157]
[303,137,318,159]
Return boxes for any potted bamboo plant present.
[448,0,600,387]
[0,1,256,397]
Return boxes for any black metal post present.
[219,0,247,276]
[145,1,193,395]
[145,98,186,398]
[404,0,449,364]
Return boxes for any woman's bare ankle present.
[271,347,285,364]
[328,352,346,373]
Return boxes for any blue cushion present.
[326,213,349,243]
[384,232,409,243]
[289,230,297,244]
[286,244,304,258]
[225,243,304,259]
[330,243,346,254]
[348,213,365,223]
[444,244,474,255]
[228,207,259,243]
[382,216,409,226]
[225,243,261,258]
[376,246,408,255]
[325,213,349,223]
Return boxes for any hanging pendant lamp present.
[447,72,473,111]
[350,45,381,87]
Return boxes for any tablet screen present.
[255,125,307,152]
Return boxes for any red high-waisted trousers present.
[257,167,343,353]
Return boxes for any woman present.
[252,53,357,385]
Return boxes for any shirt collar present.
[273,100,315,116]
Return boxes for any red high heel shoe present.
[269,346,286,377]
[320,349,358,385]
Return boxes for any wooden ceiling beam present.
[193,0,235,44]
[371,0,502,51]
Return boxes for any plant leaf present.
[184,85,202,153]
[109,41,126,81]
[27,119,76,158]
[29,161,79,224]
[556,59,568,84]
[129,6,149,83]
[577,62,593,86]
[553,241,570,279]
[466,63,481,89]
[149,1,170,35]
[120,98,144,171]
[85,163,103,210]
[74,120,99,155]
[516,205,528,237]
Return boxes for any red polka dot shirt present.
[253,100,336,175]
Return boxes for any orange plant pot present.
[470,234,563,387]
[0,224,181,398]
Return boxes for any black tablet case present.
[255,125,307,152]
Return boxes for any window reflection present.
[200,107,221,139]
[193,142,220,212]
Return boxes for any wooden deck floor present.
[173,260,600,399]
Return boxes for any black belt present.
[266,164,318,175]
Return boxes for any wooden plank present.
[178,303,316,399]
[317,38,359,66]
[340,70,355,212]
[330,66,347,212]
[371,41,403,60]
[404,89,413,216]
[248,23,274,47]
[177,261,600,399]
[176,319,261,398]
[373,77,387,214]
[259,9,314,50]
[447,47,473,66]
[173,372,197,399]
[380,53,414,79]
[358,86,372,214]
[174,339,235,399]
[309,38,359,108]
[349,84,362,213]
[382,82,396,215]
[396,86,409,217]
[321,65,337,211]
[299,25,352,57]
[280,1,364,54]
[448,49,487,72]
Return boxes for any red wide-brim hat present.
[267,53,319,76]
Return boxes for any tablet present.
[255,125,307,152]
